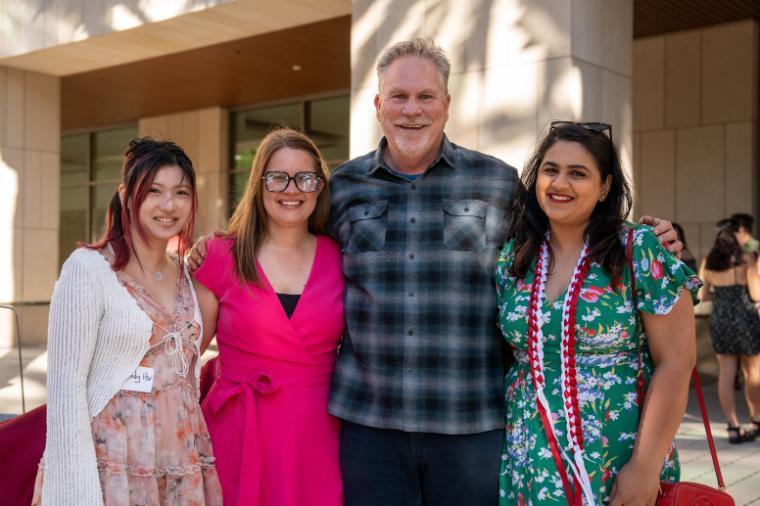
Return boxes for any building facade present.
[0,0,758,348]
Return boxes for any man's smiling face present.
[374,55,451,171]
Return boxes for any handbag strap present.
[627,227,727,491]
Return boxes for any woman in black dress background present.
[699,218,760,443]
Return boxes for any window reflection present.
[94,127,135,182]
[232,103,301,171]
[61,134,89,186]
[59,186,88,266]
[307,96,349,168]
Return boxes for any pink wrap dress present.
[194,235,345,506]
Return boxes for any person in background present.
[192,128,344,506]
[673,222,698,273]
[33,138,222,505]
[496,122,699,505]
[699,218,760,443]
[730,213,760,391]
[732,213,759,255]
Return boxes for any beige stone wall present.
[350,0,633,178]
[0,67,61,347]
[139,108,230,236]
[633,20,759,261]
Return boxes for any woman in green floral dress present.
[496,122,701,506]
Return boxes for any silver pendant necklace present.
[144,257,168,282]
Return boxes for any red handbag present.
[627,228,734,505]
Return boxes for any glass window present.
[232,103,301,171]
[91,184,116,241]
[59,126,137,267]
[229,95,349,211]
[59,186,88,265]
[61,134,89,186]
[230,171,251,209]
[94,126,135,182]
[307,96,349,167]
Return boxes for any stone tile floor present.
[677,383,760,505]
[2,345,759,503]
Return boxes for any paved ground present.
[0,345,47,416]
[677,382,760,505]
[2,345,759,503]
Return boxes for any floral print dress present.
[496,225,701,505]
[33,262,223,506]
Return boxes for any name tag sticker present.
[121,366,154,393]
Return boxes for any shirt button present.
[406,368,413,373]
[464,207,470,213]
[408,329,414,336]
[410,217,416,224]
[411,183,417,190]
[408,292,414,297]
[409,253,415,260]
[364,210,369,216]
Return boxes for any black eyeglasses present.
[262,171,322,193]
[550,121,612,139]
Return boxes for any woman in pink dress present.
[193,128,344,506]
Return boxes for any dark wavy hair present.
[508,123,633,283]
[705,218,743,271]
[86,137,198,270]
[731,213,754,232]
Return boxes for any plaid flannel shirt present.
[327,136,519,434]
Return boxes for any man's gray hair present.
[376,38,451,92]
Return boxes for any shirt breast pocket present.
[346,201,388,254]
[442,199,487,251]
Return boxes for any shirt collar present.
[369,134,455,177]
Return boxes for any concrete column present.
[350,0,633,178]
[0,66,61,348]
[139,107,230,236]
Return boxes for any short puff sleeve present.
[193,237,235,299]
[630,225,702,315]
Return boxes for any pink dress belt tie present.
[206,362,333,506]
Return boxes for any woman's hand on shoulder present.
[607,457,660,506]
[187,230,225,271]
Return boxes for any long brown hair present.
[226,128,331,285]
[87,137,197,270]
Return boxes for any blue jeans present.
[340,421,503,506]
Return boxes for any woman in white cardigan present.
[33,138,222,505]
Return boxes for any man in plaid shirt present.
[328,39,518,505]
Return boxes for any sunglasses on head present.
[550,121,612,140]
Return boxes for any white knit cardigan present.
[40,248,203,505]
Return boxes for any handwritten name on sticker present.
[121,366,154,393]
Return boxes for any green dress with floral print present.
[496,225,702,505]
